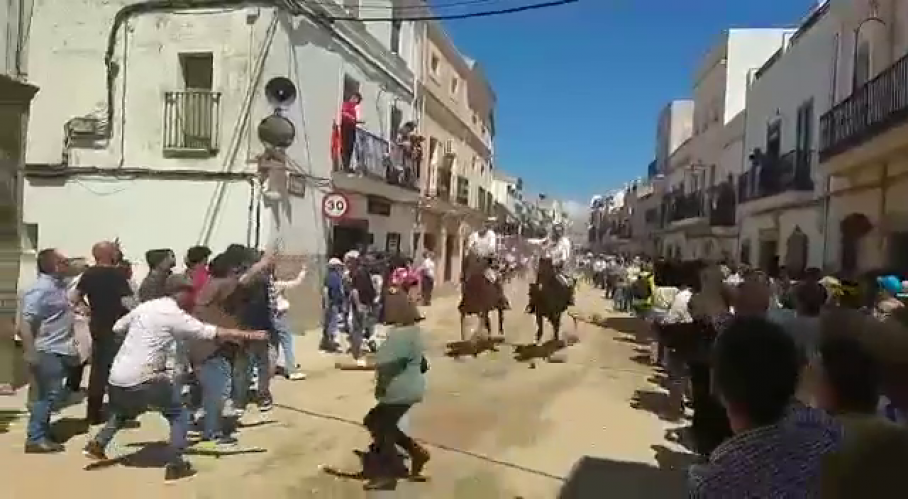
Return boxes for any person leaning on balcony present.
[340,92,363,171]
[395,121,419,183]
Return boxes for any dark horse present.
[458,253,507,341]
[527,257,572,344]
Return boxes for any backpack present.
[631,277,651,300]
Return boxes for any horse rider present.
[527,222,575,305]
[465,217,499,280]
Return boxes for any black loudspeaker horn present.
[265,77,297,108]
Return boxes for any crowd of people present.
[593,256,908,497]
[18,240,437,486]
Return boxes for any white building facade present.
[737,3,835,274]
[20,0,421,327]
[819,0,908,274]
[416,20,496,284]
[658,29,792,261]
[1,0,39,388]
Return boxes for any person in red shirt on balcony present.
[340,92,363,172]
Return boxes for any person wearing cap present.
[82,273,268,481]
[321,258,346,352]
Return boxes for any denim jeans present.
[91,378,189,463]
[349,305,374,359]
[273,312,297,373]
[322,303,342,350]
[197,356,231,440]
[27,352,78,444]
[237,340,272,408]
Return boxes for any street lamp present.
[851,2,886,90]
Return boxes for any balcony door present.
[178,53,214,150]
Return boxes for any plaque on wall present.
[288,172,306,197]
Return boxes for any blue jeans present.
[91,379,189,463]
[349,305,374,359]
[27,352,78,444]
[614,286,630,312]
[198,356,232,440]
[236,341,272,408]
[322,303,342,350]
[273,312,296,373]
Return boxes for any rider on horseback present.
[527,222,575,306]
[465,217,499,282]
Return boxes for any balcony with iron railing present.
[708,181,736,227]
[163,90,221,156]
[335,127,419,190]
[820,51,908,161]
[664,190,705,223]
[738,151,813,204]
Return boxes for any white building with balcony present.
[738,2,835,274]
[19,0,421,327]
[658,28,792,261]
[416,20,496,284]
[819,0,908,273]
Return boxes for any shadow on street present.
[557,449,693,499]
[630,389,684,422]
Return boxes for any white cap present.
[328,257,343,267]
[343,250,360,261]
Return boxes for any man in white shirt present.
[82,274,267,481]
[528,223,575,303]
[466,217,498,259]
[528,223,572,267]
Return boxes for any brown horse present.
[527,257,572,344]
[458,253,506,342]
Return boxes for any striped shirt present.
[689,403,843,498]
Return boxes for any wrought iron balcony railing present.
[336,127,418,190]
[709,182,736,227]
[163,91,221,155]
[664,190,705,223]
[738,151,813,203]
[819,51,908,160]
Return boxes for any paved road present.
[0,281,694,498]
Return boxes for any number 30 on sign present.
[322,192,350,220]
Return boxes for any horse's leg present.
[481,312,492,337]
[552,312,562,343]
[535,312,544,345]
[497,307,505,337]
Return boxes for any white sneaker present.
[287,372,307,381]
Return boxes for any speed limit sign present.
[322,192,350,219]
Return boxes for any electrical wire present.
[320,0,579,21]
[327,0,518,10]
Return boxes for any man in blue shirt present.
[322,258,345,352]
[20,248,79,453]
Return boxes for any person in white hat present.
[321,258,346,351]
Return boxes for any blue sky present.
[444,0,819,209]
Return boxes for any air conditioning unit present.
[443,139,455,156]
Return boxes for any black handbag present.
[420,356,429,373]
